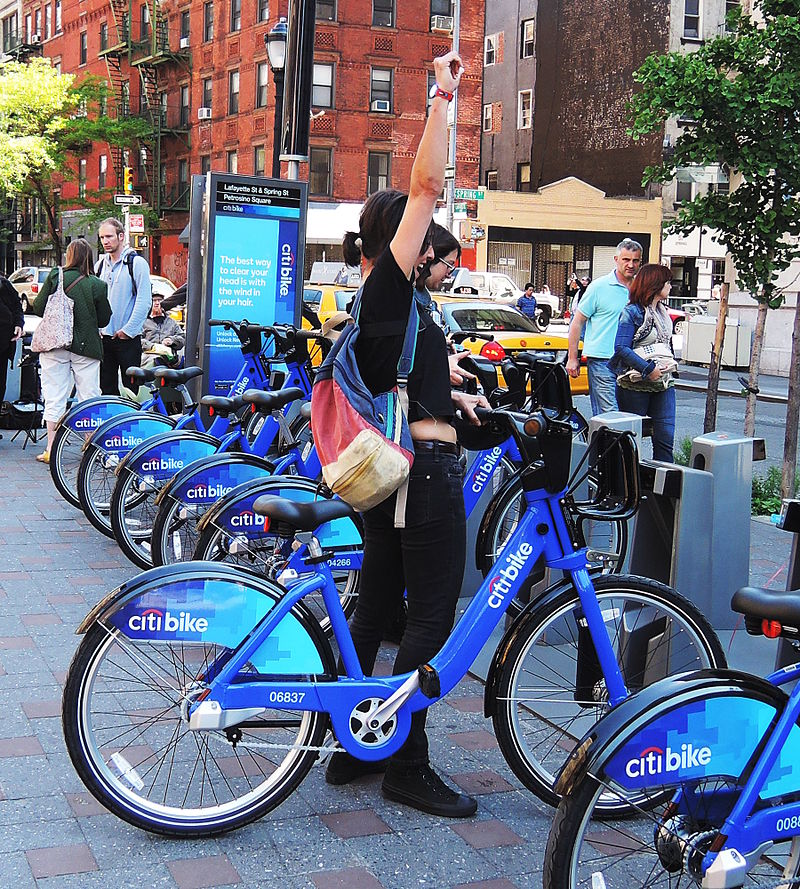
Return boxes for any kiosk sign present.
[202,173,308,394]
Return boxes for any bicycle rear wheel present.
[62,620,330,837]
[493,575,725,812]
[544,773,800,888]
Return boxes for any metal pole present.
[445,0,460,234]
[272,69,284,178]
[280,0,315,181]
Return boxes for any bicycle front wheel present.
[544,772,800,888]
[62,621,329,837]
[77,446,118,537]
[151,495,201,566]
[50,423,85,508]
[493,575,725,811]
[109,467,160,569]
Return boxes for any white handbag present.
[30,268,76,353]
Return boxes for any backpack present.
[311,287,418,520]
[30,268,82,353]
[95,252,138,296]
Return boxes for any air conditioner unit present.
[30,32,41,43]
[430,15,453,34]
[371,99,391,113]
[179,35,189,49]
[197,107,212,120]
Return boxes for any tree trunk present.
[34,179,62,264]
[782,294,800,500]
[704,282,729,433]
[744,299,769,438]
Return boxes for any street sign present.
[454,187,484,201]
[454,201,467,215]
[129,213,145,233]
[444,165,456,181]
[132,234,149,249]
[114,194,142,206]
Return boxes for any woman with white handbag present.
[609,263,678,462]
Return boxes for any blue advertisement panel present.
[203,174,307,395]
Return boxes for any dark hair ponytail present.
[342,189,408,266]
[342,231,362,267]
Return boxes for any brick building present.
[25,0,484,283]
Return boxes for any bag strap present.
[125,253,138,298]
[64,273,86,295]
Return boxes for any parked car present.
[10,266,51,312]
[433,299,588,395]
[665,305,687,336]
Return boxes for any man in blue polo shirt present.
[567,239,643,415]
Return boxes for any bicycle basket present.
[570,428,641,521]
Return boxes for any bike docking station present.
[591,411,765,631]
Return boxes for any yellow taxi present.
[302,284,358,366]
[432,298,589,395]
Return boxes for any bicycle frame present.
[462,436,522,519]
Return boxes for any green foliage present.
[629,4,800,306]
[673,435,694,466]
[750,466,800,516]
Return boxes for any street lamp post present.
[266,18,288,178]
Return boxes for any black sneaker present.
[382,762,478,818]
[325,751,387,785]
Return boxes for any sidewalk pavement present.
[675,364,790,404]
[0,430,794,888]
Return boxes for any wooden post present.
[703,282,729,434]
[782,294,800,499]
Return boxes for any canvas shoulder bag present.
[31,268,82,353]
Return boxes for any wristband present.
[429,85,455,102]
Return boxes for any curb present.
[675,379,787,405]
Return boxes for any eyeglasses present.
[436,256,456,273]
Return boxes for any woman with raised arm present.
[325,52,486,818]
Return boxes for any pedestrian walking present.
[96,218,152,395]
[516,283,538,320]
[567,239,643,415]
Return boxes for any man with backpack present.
[96,217,152,395]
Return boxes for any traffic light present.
[123,166,133,194]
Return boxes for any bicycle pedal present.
[417,664,441,699]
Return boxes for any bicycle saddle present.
[241,387,305,412]
[252,495,355,530]
[125,366,159,383]
[199,394,246,417]
[732,586,800,630]
[299,401,312,420]
[152,367,204,385]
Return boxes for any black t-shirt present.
[354,248,453,423]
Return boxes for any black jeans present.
[100,335,142,396]
[348,448,466,765]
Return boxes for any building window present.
[372,0,393,28]
[201,155,211,175]
[78,158,86,198]
[99,154,107,189]
[138,146,147,180]
[485,170,498,190]
[255,62,268,108]
[44,5,51,39]
[24,13,30,42]
[55,0,61,33]
[517,89,532,129]
[370,67,393,111]
[79,31,87,64]
[228,69,239,114]
[34,7,41,38]
[317,0,335,21]
[140,3,149,40]
[178,158,189,193]
[431,0,451,14]
[484,34,496,66]
[99,21,107,50]
[367,151,390,194]
[257,0,269,23]
[312,63,334,108]
[227,149,238,173]
[517,162,531,192]
[683,0,700,38]
[3,13,18,53]
[520,18,534,58]
[675,179,693,204]
[203,1,213,41]
[309,147,332,195]
[482,104,493,132]
[230,0,241,33]
[254,145,265,176]
[159,90,167,123]
[180,10,190,40]
[724,0,738,30]
[202,76,212,110]
[99,92,107,116]
[179,84,190,125]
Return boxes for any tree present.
[0,57,150,262]
[628,0,800,496]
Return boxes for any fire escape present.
[99,0,190,217]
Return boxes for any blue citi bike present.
[543,497,800,889]
[61,376,725,837]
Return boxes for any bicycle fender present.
[118,431,220,482]
[553,669,788,799]
[474,471,521,571]
[75,561,337,678]
[197,475,322,532]
[86,412,176,456]
[58,396,139,434]
[155,453,275,507]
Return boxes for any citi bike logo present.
[625,743,712,778]
[103,434,144,449]
[73,417,101,430]
[471,447,503,494]
[128,608,208,634]
[233,376,250,397]
[186,482,234,500]
[279,243,295,298]
[230,509,266,529]
[141,456,184,472]
[487,541,534,609]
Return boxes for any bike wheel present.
[77,446,118,537]
[50,423,85,508]
[194,522,359,635]
[109,468,160,570]
[62,622,328,837]
[493,575,726,812]
[544,772,800,888]
[151,495,200,566]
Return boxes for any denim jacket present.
[608,303,657,378]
